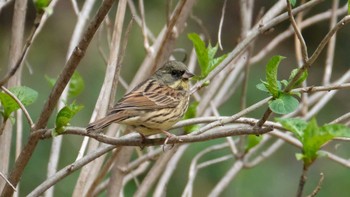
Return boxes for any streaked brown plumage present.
[86,61,194,139]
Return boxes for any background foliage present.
[1,0,350,196]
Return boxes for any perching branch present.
[39,126,273,147]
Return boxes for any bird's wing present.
[109,87,180,114]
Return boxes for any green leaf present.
[276,117,307,141]
[348,0,350,15]
[289,0,297,7]
[320,124,350,138]
[256,82,269,92]
[53,102,83,136]
[295,153,305,161]
[45,75,56,87]
[265,55,285,97]
[302,118,332,165]
[34,0,51,11]
[183,101,199,133]
[188,33,227,79]
[245,135,262,151]
[188,33,208,74]
[269,93,299,114]
[258,80,283,94]
[10,86,38,106]
[288,68,308,88]
[277,117,350,166]
[208,54,227,74]
[69,71,85,98]
[207,43,218,61]
[0,93,18,119]
[0,86,38,119]
[281,80,289,87]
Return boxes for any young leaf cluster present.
[188,33,227,81]
[33,0,52,12]
[256,55,308,114]
[46,71,85,136]
[277,118,350,167]
[53,102,83,136]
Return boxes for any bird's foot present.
[161,130,182,151]
[139,133,147,149]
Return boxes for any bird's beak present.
[182,71,195,80]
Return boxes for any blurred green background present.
[1,0,350,196]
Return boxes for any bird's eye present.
[171,70,184,78]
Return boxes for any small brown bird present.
[87,61,194,140]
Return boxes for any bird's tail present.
[86,115,117,132]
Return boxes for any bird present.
[86,60,194,142]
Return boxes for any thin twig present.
[244,138,285,168]
[288,15,350,91]
[0,11,44,87]
[27,144,116,197]
[154,145,189,197]
[86,149,120,197]
[183,143,229,197]
[329,112,350,124]
[0,171,16,192]
[208,160,244,197]
[134,147,178,197]
[138,0,152,53]
[0,86,33,126]
[218,0,227,50]
[127,0,156,41]
[323,0,339,85]
[250,3,347,65]
[70,0,80,16]
[307,173,324,197]
[286,0,308,62]
[191,0,323,94]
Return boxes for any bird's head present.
[154,61,195,90]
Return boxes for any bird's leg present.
[139,133,147,149]
[161,130,182,146]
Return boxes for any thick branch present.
[0,1,114,196]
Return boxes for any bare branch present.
[307,173,324,197]
[297,166,308,197]
[138,0,152,53]
[183,143,229,197]
[27,144,116,197]
[74,0,127,195]
[208,160,244,197]
[191,0,323,93]
[39,126,273,147]
[323,0,339,85]
[250,3,347,65]
[0,13,43,87]
[218,0,227,50]
[286,0,308,62]
[1,1,115,196]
